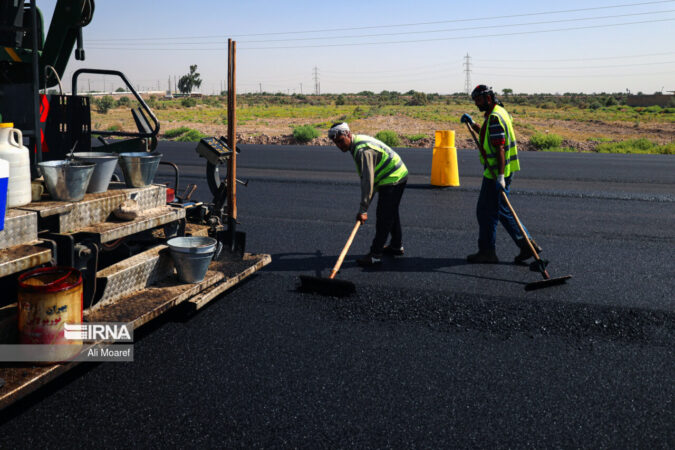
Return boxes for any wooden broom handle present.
[465,123,549,277]
[329,221,361,279]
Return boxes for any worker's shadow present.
[270,251,524,285]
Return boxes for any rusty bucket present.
[18,267,83,363]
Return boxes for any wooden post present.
[227,39,237,225]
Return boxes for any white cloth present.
[328,122,350,139]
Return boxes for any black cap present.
[471,84,494,100]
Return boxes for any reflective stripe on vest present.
[480,105,520,179]
[352,135,408,187]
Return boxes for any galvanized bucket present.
[73,152,118,193]
[118,152,162,188]
[38,160,95,202]
[167,236,217,283]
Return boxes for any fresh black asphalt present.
[0,142,672,447]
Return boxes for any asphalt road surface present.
[1,142,673,448]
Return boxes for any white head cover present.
[328,122,350,140]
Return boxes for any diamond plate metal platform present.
[0,244,52,278]
[0,209,38,250]
[18,183,167,234]
[94,244,174,308]
[76,206,185,244]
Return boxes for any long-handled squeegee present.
[298,221,360,297]
[465,123,571,290]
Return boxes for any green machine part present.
[0,0,95,88]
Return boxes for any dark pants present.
[371,180,407,254]
[476,175,530,251]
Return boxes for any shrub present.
[181,97,197,108]
[96,95,114,114]
[406,91,428,106]
[604,96,618,106]
[406,133,428,142]
[596,138,675,155]
[375,130,400,147]
[116,96,131,107]
[529,132,563,150]
[335,94,345,106]
[292,125,319,143]
[164,126,191,139]
[176,129,206,142]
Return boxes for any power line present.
[238,17,675,49]
[85,16,675,51]
[86,1,675,41]
[86,9,675,46]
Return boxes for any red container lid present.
[18,267,83,293]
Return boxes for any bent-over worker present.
[328,122,408,267]
[461,84,542,263]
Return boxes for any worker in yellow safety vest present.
[460,85,542,263]
[328,122,408,267]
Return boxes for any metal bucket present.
[73,152,119,193]
[118,152,162,188]
[38,160,95,201]
[167,236,217,283]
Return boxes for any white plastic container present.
[0,159,8,231]
[0,123,32,208]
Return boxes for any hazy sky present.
[41,0,675,95]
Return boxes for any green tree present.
[335,94,345,105]
[502,88,513,96]
[178,65,202,94]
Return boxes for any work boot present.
[514,238,543,263]
[357,252,382,267]
[466,249,499,264]
[383,245,405,256]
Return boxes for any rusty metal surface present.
[57,191,127,233]
[94,245,174,309]
[77,206,185,243]
[189,253,271,310]
[0,362,77,411]
[0,249,271,412]
[17,185,167,233]
[0,244,51,278]
[18,200,74,218]
[0,210,38,250]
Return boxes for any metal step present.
[0,244,51,278]
[76,205,185,244]
[0,209,38,250]
[18,183,167,234]
[94,244,173,309]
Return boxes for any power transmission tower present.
[463,53,472,94]
[313,66,320,95]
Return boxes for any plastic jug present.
[0,159,8,231]
[0,123,32,208]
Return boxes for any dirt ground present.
[96,110,675,151]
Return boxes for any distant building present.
[625,93,674,107]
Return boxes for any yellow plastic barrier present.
[430,130,460,187]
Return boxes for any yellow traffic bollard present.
[430,130,460,187]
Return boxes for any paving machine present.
[0,0,269,409]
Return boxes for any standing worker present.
[328,122,408,267]
[460,85,542,263]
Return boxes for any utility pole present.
[463,53,472,95]
[259,82,262,94]
[168,76,171,94]
[313,66,320,95]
